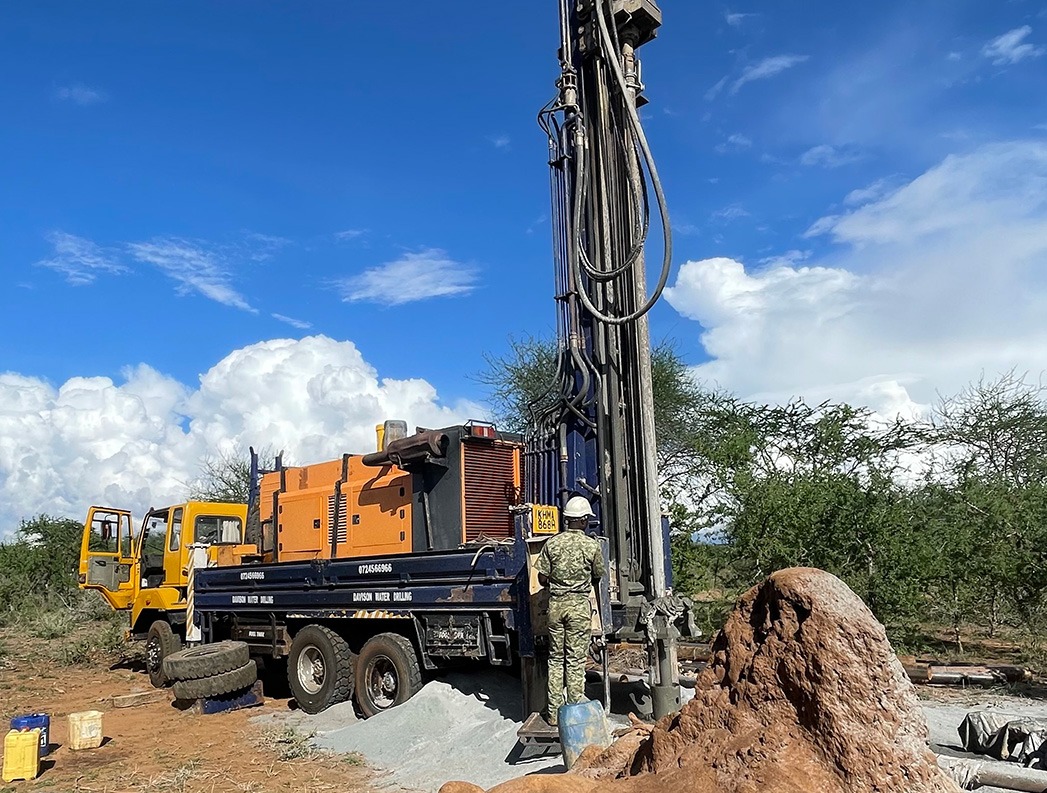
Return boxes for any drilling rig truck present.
[79,0,691,730]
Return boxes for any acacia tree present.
[477,335,713,473]
[0,514,85,620]
[477,335,726,588]
[187,446,278,505]
[692,399,929,626]
[923,372,1047,635]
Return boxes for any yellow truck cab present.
[78,501,251,686]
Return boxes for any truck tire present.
[287,625,354,715]
[355,632,423,718]
[163,641,250,681]
[146,620,182,688]
[172,660,258,700]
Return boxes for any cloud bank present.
[665,141,1047,418]
[0,336,480,537]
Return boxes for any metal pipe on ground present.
[905,664,1032,686]
[607,668,697,688]
[937,754,1047,792]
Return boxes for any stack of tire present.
[162,641,258,702]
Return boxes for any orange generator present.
[258,422,523,562]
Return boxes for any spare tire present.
[164,641,250,681]
[172,660,258,700]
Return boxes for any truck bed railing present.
[193,544,527,616]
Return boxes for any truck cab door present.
[79,507,136,609]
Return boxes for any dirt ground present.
[0,630,374,793]
[3,619,1045,793]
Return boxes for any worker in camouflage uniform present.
[535,495,606,725]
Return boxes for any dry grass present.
[256,727,318,761]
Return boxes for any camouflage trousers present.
[546,594,591,724]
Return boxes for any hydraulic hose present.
[569,0,671,327]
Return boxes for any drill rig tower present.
[530,0,683,719]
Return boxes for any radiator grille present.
[327,493,348,544]
[463,442,518,542]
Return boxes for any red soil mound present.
[442,568,960,793]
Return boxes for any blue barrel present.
[11,713,50,756]
[556,699,611,770]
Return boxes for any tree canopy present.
[480,337,1047,648]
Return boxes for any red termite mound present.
[441,567,961,793]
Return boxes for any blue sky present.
[3,1,1047,529]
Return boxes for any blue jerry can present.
[557,699,612,769]
[10,714,50,757]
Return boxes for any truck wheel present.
[172,660,257,700]
[287,625,354,715]
[355,633,423,718]
[163,640,250,681]
[146,620,182,688]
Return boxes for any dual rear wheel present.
[286,626,422,716]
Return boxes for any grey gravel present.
[264,671,562,791]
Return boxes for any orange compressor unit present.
[258,423,523,562]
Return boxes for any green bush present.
[0,514,85,626]
[49,619,126,667]
[30,610,75,640]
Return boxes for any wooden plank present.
[109,691,168,709]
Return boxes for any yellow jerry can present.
[2,728,41,782]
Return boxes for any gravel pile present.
[274,671,562,791]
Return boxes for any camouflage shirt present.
[535,529,606,598]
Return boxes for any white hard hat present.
[563,496,595,519]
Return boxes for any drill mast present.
[530,0,680,717]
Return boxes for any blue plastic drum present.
[11,713,50,756]
[556,699,611,770]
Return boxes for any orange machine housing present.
[259,424,522,562]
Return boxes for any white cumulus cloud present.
[665,141,1047,419]
[338,248,478,305]
[0,336,482,538]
